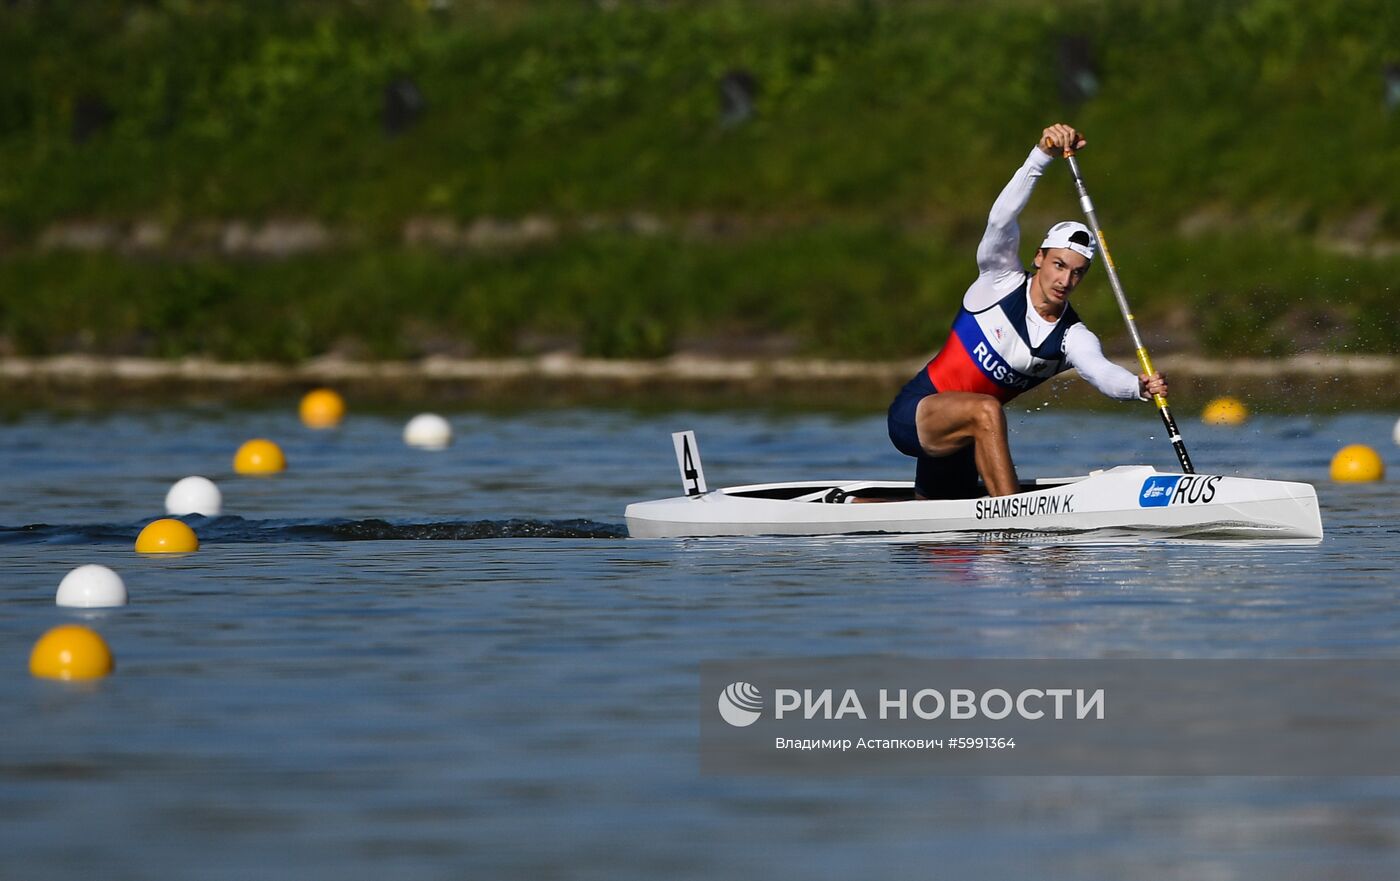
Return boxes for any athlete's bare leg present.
[914,392,1019,497]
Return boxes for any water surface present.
[3,405,1398,879]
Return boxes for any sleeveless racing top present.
[925,273,1081,403]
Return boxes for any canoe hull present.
[624,466,1323,540]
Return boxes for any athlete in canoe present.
[888,123,1169,499]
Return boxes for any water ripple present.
[0,516,626,544]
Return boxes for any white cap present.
[1040,221,1095,261]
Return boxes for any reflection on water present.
[1,407,1398,879]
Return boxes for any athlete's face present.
[1033,247,1091,308]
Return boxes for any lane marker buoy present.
[30,625,114,681]
[234,438,286,474]
[1330,444,1384,483]
[404,413,452,450]
[136,518,200,553]
[56,564,128,608]
[166,476,222,516]
[1202,396,1248,426]
[300,388,346,429]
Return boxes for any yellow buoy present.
[1202,396,1248,426]
[234,438,286,475]
[1330,444,1385,483]
[135,518,200,553]
[29,625,114,681]
[299,388,346,429]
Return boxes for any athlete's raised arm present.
[970,125,1087,308]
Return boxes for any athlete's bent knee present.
[971,396,1006,435]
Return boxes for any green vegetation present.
[2,0,1397,359]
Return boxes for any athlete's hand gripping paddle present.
[1048,140,1196,474]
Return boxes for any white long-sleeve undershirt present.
[966,147,1143,401]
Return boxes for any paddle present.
[1050,142,1196,474]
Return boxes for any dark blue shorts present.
[887,370,980,500]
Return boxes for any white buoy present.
[56,564,128,608]
[165,476,222,516]
[1393,416,1400,446]
[404,413,452,450]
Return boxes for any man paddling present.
[887,123,1168,499]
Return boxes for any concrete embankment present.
[3,354,1395,411]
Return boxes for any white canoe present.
[625,465,1323,540]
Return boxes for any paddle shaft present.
[1060,150,1195,474]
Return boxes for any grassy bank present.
[4,230,1394,360]
[2,0,1397,359]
